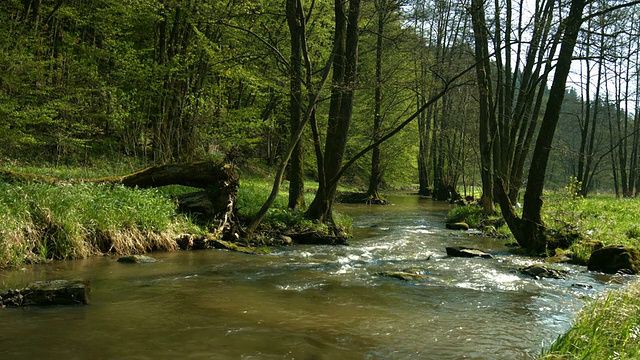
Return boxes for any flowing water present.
[0,194,628,359]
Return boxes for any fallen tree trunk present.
[90,161,236,189]
[0,161,240,239]
[0,280,90,307]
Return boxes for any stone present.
[445,222,470,231]
[445,246,493,259]
[286,231,349,245]
[587,245,640,274]
[545,254,573,263]
[375,271,430,281]
[571,283,593,289]
[520,264,567,279]
[117,255,158,264]
[0,280,90,307]
[210,239,268,254]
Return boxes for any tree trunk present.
[367,0,385,201]
[305,0,361,223]
[519,0,586,253]
[286,0,305,210]
[471,0,495,215]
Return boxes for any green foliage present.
[541,281,640,359]
[446,204,483,228]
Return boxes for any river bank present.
[446,191,640,359]
[2,164,640,358]
[2,193,625,359]
[0,163,353,269]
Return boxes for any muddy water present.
[0,194,626,359]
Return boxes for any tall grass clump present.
[0,180,198,269]
[540,280,640,359]
[446,204,484,228]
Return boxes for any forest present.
[4,1,640,358]
[2,0,640,242]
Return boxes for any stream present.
[0,193,628,359]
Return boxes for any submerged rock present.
[445,246,493,259]
[1,280,90,307]
[545,254,573,264]
[210,239,267,254]
[445,222,470,231]
[588,245,640,274]
[375,271,430,281]
[520,264,567,279]
[117,255,158,264]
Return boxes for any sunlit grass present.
[540,279,640,359]
[542,192,640,263]
[0,180,199,269]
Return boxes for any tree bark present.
[471,0,495,215]
[305,0,361,223]
[366,0,387,201]
[286,0,305,210]
[520,0,587,253]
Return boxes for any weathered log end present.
[1,280,90,307]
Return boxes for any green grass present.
[0,179,200,269]
[237,172,352,236]
[540,280,640,359]
[542,192,640,263]
[445,204,484,228]
[0,163,357,268]
[446,189,640,263]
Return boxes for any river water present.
[0,194,626,359]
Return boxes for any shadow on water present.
[0,193,631,359]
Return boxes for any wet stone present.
[445,246,493,259]
[520,264,567,279]
[117,255,158,264]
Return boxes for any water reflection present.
[0,193,627,359]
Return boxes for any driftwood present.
[0,161,240,239]
[0,280,90,307]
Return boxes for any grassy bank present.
[540,279,640,359]
[447,190,640,264]
[0,180,201,269]
[0,163,356,269]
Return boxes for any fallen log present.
[0,161,240,240]
[0,280,90,307]
[90,161,236,190]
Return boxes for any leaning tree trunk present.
[518,0,586,254]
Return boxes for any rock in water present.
[520,264,567,279]
[445,246,493,259]
[588,245,640,274]
[375,271,430,281]
[117,255,158,263]
[1,280,90,307]
[445,222,470,231]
